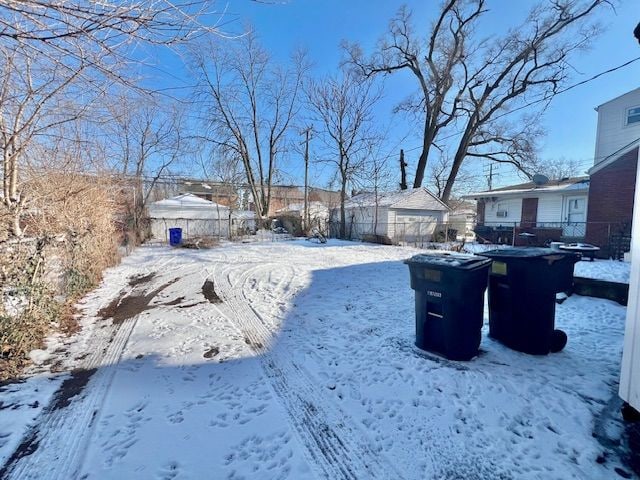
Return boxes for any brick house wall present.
[585,146,639,248]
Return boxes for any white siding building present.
[148,194,230,241]
[337,188,450,244]
[466,177,590,242]
[594,87,640,165]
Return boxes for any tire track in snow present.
[3,315,138,480]
[211,255,404,480]
[2,253,182,480]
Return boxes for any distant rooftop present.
[465,176,589,199]
[344,188,449,211]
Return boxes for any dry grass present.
[0,171,122,380]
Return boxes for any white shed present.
[230,210,257,236]
[148,193,230,241]
[338,188,450,243]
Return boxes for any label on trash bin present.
[492,261,507,275]
[424,269,442,282]
[427,290,442,298]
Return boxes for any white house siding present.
[345,206,389,238]
[150,217,229,241]
[536,194,564,223]
[483,197,522,224]
[619,145,640,411]
[595,88,640,164]
[391,208,447,242]
[482,194,589,226]
[148,195,230,241]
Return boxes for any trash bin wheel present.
[550,329,568,353]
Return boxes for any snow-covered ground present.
[0,240,634,479]
[575,259,631,284]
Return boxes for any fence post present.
[512,222,516,246]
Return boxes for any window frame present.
[496,203,508,218]
[626,105,640,126]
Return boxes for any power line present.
[491,56,640,122]
[388,55,640,161]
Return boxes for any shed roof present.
[344,188,449,211]
[151,193,228,209]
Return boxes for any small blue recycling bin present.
[168,228,182,246]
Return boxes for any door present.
[564,197,586,237]
[521,198,538,227]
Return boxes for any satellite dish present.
[532,174,549,186]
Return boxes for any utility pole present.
[302,127,312,232]
[399,149,408,190]
[487,163,494,190]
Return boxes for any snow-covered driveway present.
[0,240,632,479]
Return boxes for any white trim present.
[619,146,640,409]
[465,182,589,200]
[596,86,640,110]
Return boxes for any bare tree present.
[193,33,308,220]
[0,44,88,236]
[346,0,610,204]
[199,149,247,238]
[345,2,483,190]
[536,157,586,179]
[306,70,382,239]
[106,95,188,241]
[429,154,482,204]
[0,0,227,237]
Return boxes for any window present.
[496,203,508,218]
[627,106,640,125]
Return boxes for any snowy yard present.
[0,240,634,479]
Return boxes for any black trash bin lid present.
[479,248,579,262]
[405,252,491,270]
[480,247,560,259]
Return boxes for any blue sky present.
[147,0,640,190]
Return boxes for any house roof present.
[465,176,589,199]
[595,87,640,110]
[344,188,449,211]
[151,193,229,209]
[588,140,640,176]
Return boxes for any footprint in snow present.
[158,461,180,480]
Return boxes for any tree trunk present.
[441,123,475,204]
[412,120,435,188]
[339,171,347,239]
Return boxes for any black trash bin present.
[405,253,492,361]
[479,248,579,355]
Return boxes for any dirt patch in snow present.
[50,368,97,411]
[128,272,156,287]
[243,337,263,350]
[97,290,127,320]
[98,278,179,324]
[164,296,185,306]
[0,427,39,478]
[202,280,222,304]
[177,302,205,309]
[203,346,219,358]
[0,368,96,477]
